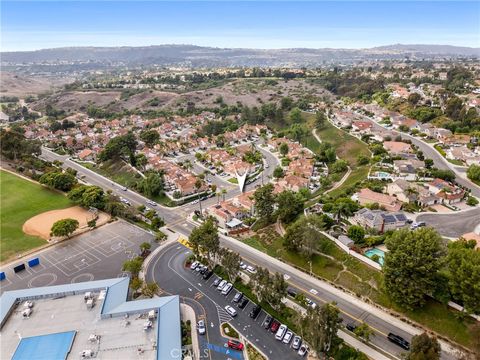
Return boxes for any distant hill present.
[2,44,478,68]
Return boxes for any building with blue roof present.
[0,277,181,360]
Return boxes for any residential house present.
[393,159,425,180]
[355,188,402,212]
[353,208,408,232]
[427,178,465,204]
[383,141,412,155]
[386,179,435,205]
[78,149,95,161]
[352,121,373,133]
[446,146,480,166]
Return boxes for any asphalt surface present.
[39,146,460,360]
[0,220,154,294]
[146,242,299,360]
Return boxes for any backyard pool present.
[375,171,392,179]
[364,248,385,266]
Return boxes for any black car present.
[346,323,357,332]
[287,288,298,298]
[203,270,213,280]
[263,315,272,329]
[387,333,410,350]
[238,298,249,309]
[249,305,262,319]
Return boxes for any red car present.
[227,339,244,351]
[270,320,280,333]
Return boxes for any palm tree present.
[195,178,203,214]
[216,192,221,204]
[221,188,227,202]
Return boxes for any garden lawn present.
[0,170,72,262]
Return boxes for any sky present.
[1,1,479,52]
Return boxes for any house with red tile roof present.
[383,141,412,155]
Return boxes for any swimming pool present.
[364,248,385,266]
[375,171,392,179]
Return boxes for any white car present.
[195,264,205,272]
[305,298,317,309]
[146,200,157,206]
[282,330,293,344]
[224,305,237,317]
[246,265,256,274]
[292,336,302,350]
[121,186,127,191]
[190,261,199,270]
[221,283,233,295]
[275,324,287,341]
[217,280,227,291]
[197,320,206,335]
[240,262,247,270]
[298,344,309,357]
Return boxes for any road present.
[40,147,460,360]
[146,242,297,360]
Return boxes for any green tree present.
[122,257,143,278]
[357,154,370,166]
[289,107,302,123]
[407,333,441,360]
[279,142,289,157]
[142,282,159,298]
[445,97,464,121]
[253,184,275,223]
[408,93,422,108]
[330,159,348,174]
[140,242,151,252]
[220,248,240,282]
[446,240,480,314]
[87,219,96,229]
[68,185,106,209]
[140,129,160,147]
[273,166,284,179]
[275,190,304,224]
[99,133,137,163]
[301,303,340,355]
[347,225,366,244]
[189,218,219,266]
[384,228,446,309]
[353,322,373,343]
[315,110,327,129]
[39,171,77,192]
[283,215,325,257]
[467,164,480,183]
[250,268,287,311]
[50,218,79,238]
[137,172,164,197]
[130,277,144,293]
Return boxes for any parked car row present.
[190,259,309,356]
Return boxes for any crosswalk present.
[194,292,203,300]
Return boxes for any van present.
[275,324,287,340]
[217,280,227,291]
[221,283,233,295]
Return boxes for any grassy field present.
[0,170,72,262]
[311,115,371,167]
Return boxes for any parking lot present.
[148,242,304,359]
[0,221,155,294]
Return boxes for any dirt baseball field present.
[22,206,110,240]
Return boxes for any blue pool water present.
[364,248,385,266]
[12,331,76,360]
[376,171,391,179]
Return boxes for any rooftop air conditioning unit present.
[84,292,92,301]
[23,301,33,308]
[22,308,32,318]
[86,299,94,309]
[148,310,156,320]
[80,350,94,358]
[143,321,152,331]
